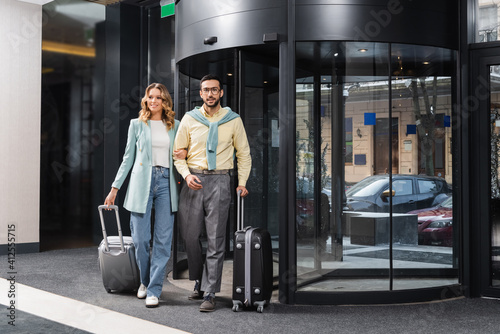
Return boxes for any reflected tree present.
[296,129,307,194]
[408,76,437,176]
[491,106,500,199]
[296,118,330,242]
[303,119,330,189]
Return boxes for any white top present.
[150,120,170,168]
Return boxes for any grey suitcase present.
[98,205,140,293]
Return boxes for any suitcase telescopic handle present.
[98,205,125,252]
[237,190,244,231]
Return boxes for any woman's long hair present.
[138,83,175,130]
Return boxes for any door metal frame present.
[469,44,500,298]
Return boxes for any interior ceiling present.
[43,1,105,48]
[82,0,119,5]
[295,42,455,82]
[81,0,160,5]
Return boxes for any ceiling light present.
[42,67,54,74]
[42,40,95,58]
[17,0,53,4]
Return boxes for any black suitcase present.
[232,191,273,313]
[97,205,140,293]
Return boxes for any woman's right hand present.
[173,149,187,160]
[104,188,118,209]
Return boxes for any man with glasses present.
[174,74,251,312]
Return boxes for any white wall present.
[0,0,43,253]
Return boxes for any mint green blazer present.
[112,118,180,213]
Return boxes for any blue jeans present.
[130,166,174,298]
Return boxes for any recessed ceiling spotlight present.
[422,61,430,65]
[358,48,368,52]
[334,53,339,57]
[227,73,233,76]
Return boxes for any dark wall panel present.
[148,6,175,92]
[176,0,458,63]
[295,0,459,49]
[176,0,286,61]
[93,20,107,244]
[99,3,145,241]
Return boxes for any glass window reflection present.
[41,0,105,250]
[490,65,500,287]
[295,41,457,293]
[477,0,500,42]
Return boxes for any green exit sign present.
[161,3,175,18]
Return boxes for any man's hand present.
[236,186,249,197]
[185,174,203,190]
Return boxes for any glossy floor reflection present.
[296,236,458,292]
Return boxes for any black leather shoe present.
[189,290,204,300]
[188,280,204,300]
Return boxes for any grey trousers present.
[178,172,231,293]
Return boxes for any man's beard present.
[204,96,220,107]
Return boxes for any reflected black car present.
[345,175,451,213]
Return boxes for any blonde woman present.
[104,83,184,308]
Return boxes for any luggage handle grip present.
[98,205,125,252]
[237,190,244,231]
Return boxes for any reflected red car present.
[408,197,453,247]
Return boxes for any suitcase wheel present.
[232,300,243,312]
[254,300,266,313]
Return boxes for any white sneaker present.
[137,284,147,299]
[145,296,159,308]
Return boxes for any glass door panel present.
[295,42,458,293]
[295,42,392,291]
[340,42,391,291]
[390,44,457,289]
[173,53,237,278]
[240,51,280,254]
[173,47,280,279]
[490,65,500,288]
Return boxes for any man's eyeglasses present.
[201,87,220,95]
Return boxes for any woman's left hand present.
[173,149,187,160]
